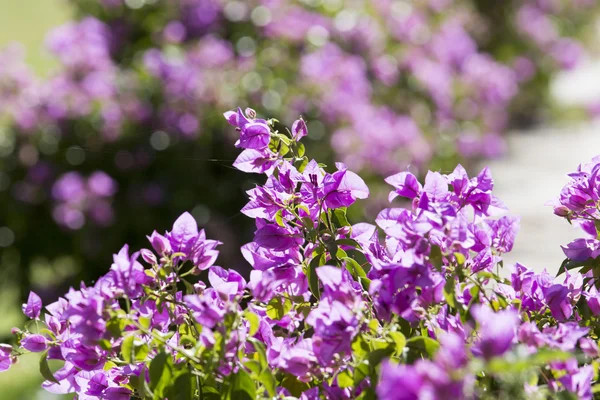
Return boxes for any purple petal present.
[233,149,275,174]
[21,334,48,353]
[254,224,303,251]
[171,212,199,243]
[423,171,448,201]
[292,119,308,141]
[22,291,42,320]
[384,171,422,200]
[238,122,270,150]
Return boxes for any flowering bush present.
[2,0,598,305]
[3,109,600,399]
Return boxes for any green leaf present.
[388,331,406,356]
[353,361,369,385]
[335,238,361,248]
[343,257,366,279]
[295,156,309,173]
[39,350,59,384]
[121,334,135,364]
[139,316,151,330]
[201,385,221,400]
[268,136,280,153]
[331,208,350,228]
[275,209,285,227]
[277,134,291,146]
[280,374,309,397]
[370,338,388,350]
[228,368,256,400]
[167,370,193,400]
[406,336,439,357]
[244,311,260,336]
[367,347,395,375]
[135,343,150,362]
[444,276,456,309]
[352,334,370,359]
[454,252,466,265]
[149,351,173,399]
[556,256,600,277]
[307,251,325,300]
[183,279,196,295]
[429,245,443,271]
[98,338,112,351]
[266,296,292,320]
[336,247,348,259]
[337,369,353,388]
[179,335,196,348]
[245,359,262,375]
[359,276,371,291]
[259,369,276,397]
[296,142,305,158]
[249,339,269,370]
[106,315,126,338]
[594,219,600,239]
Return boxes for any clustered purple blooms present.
[9,18,147,137]
[51,171,118,230]
[3,111,600,399]
[1,0,597,238]
[4,212,224,399]
[516,2,585,70]
[549,155,600,261]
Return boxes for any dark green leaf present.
[343,257,366,279]
[406,336,439,357]
[228,368,256,400]
[135,343,150,362]
[259,369,277,397]
[182,279,196,295]
[167,370,193,400]
[39,350,59,384]
[149,351,173,399]
[295,156,309,173]
[444,276,455,309]
[307,251,325,300]
[332,208,350,228]
[367,347,395,375]
[353,361,369,385]
[429,245,443,271]
[280,374,309,397]
[335,238,361,248]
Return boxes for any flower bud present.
[245,108,256,119]
[194,282,206,293]
[140,248,158,265]
[147,231,172,255]
[337,226,351,236]
[553,206,570,217]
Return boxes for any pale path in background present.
[486,58,600,274]
[486,122,600,274]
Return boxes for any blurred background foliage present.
[0,1,70,397]
[0,0,599,397]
